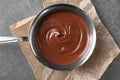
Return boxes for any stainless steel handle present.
[0,37,28,44]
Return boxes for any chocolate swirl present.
[35,11,90,66]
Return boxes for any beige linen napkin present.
[10,0,120,80]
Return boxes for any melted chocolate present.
[35,11,90,66]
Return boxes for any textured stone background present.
[0,0,120,80]
[0,0,43,80]
[91,0,120,80]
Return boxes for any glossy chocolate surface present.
[35,11,90,66]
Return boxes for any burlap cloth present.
[10,0,120,80]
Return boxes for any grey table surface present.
[0,0,120,80]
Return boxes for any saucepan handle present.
[0,37,28,44]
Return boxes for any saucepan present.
[0,4,96,70]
